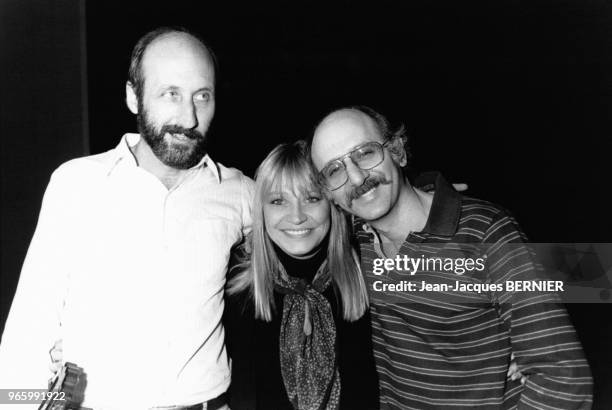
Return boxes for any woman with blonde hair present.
[225,140,378,410]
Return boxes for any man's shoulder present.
[215,162,252,180]
[457,195,525,240]
[50,150,116,183]
[461,195,508,216]
[459,195,513,220]
[214,162,254,191]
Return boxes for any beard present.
[136,105,209,170]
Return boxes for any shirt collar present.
[107,133,221,183]
[417,172,462,237]
[357,172,461,238]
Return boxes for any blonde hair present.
[227,140,368,321]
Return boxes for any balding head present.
[310,106,409,221]
[128,27,216,102]
[125,27,217,170]
[314,108,381,147]
[312,106,409,172]
[311,108,385,172]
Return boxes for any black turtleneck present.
[272,234,329,284]
[225,233,379,410]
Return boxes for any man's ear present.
[388,136,408,167]
[126,81,138,114]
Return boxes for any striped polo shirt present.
[354,173,592,409]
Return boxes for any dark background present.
[2,0,611,407]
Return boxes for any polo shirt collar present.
[419,172,462,237]
[357,172,462,239]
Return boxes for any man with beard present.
[310,106,593,409]
[0,27,251,409]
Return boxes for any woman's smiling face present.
[263,185,331,258]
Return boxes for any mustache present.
[347,174,391,204]
[160,124,204,141]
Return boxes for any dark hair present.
[127,26,218,101]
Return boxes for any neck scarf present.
[274,249,341,410]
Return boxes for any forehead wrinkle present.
[140,33,215,94]
[313,109,383,167]
[145,32,213,65]
[317,108,380,139]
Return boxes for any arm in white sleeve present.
[0,169,72,392]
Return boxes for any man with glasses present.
[310,106,592,409]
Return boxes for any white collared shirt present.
[0,134,254,409]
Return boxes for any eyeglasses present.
[319,140,391,190]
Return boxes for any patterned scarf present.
[275,260,341,410]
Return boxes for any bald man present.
[0,28,252,409]
[310,106,592,409]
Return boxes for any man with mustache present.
[0,27,251,409]
[310,106,592,409]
